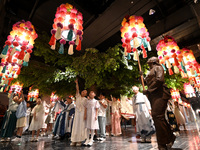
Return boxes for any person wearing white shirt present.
[97,93,107,141]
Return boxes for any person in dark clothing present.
[143,57,176,150]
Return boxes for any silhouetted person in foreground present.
[143,57,176,150]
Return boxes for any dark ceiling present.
[0,0,200,59]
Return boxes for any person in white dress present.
[132,86,155,143]
[83,91,100,146]
[45,102,55,137]
[29,98,45,142]
[174,101,187,130]
[70,79,87,146]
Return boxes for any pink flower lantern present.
[0,20,37,90]
[121,15,151,60]
[49,3,83,55]
[157,36,182,75]
[8,82,23,94]
[184,83,196,98]
[28,89,39,101]
[50,92,58,103]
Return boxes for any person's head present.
[36,98,42,104]
[99,93,105,100]
[89,91,96,99]
[174,101,178,106]
[13,95,19,103]
[66,97,72,104]
[147,57,160,69]
[132,86,139,94]
[27,102,30,108]
[112,96,117,102]
[81,90,87,97]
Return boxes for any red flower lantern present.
[49,3,83,55]
[50,92,58,103]
[28,89,39,101]
[9,82,23,94]
[121,15,151,60]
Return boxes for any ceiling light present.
[149,9,156,15]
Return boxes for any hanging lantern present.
[170,89,181,101]
[121,15,151,60]
[181,48,200,78]
[0,20,37,89]
[49,3,83,55]
[50,92,58,103]
[184,83,196,98]
[8,82,23,94]
[157,36,182,75]
[28,89,39,101]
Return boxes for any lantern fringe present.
[55,27,62,40]
[2,66,6,73]
[51,44,56,50]
[16,68,21,75]
[58,44,64,54]
[18,50,25,60]
[190,68,195,75]
[7,54,13,63]
[49,34,56,46]
[166,60,172,68]
[0,87,3,92]
[133,51,138,61]
[0,66,3,72]
[174,66,179,74]
[75,35,79,45]
[1,45,9,55]
[181,61,187,73]
[147,42,151,51]
[142,45,147,58]
[67,29,73,41]
[161,64,166,71]
[76,39,81,51]
[124,47,127,56]
[24,53,30,62]
[127,53,131,60]
[68,44,74,55]
[23,61,28,66]
[195,71,198,77]
[168,68,174,75]
[10,47,16,56]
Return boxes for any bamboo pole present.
[136,49,145,91]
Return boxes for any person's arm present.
[75,78,79,95]
[95,108,98,120]
[99,101,107,109]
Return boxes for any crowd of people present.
[0,58,192,150]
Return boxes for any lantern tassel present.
[181,61,187,73]
[75,35,79,45]
[166,60,172,68]
[51,44,56,50]
[10,47,16,56]
[16,68,21,75]
[76,39,81,51]
[190,68,195,75]
[168,68,174,75]
[58,44,64,54]
[141,45,147,58]
[161,64,166,72]
[49,34,56,46]
[24,53,30,62]
[68,44,74,55]
[127,53,131,60]
[133,51,138,61]
[0,87,3,92]
[1,45,9,55]
[23,61,28,66]
[55,27,62,40]
[1,66,6,73]
[174,66,179,74]
[67,29,73,41]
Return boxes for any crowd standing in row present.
[0,64,189,150]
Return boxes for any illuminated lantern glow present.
[170,89,181,101]
[156,36,182,75]
[50,92,58,103]
[184,83,196,98]
[9,82,23,94]
[0,20,37,89]
[121,15,151,60]
[49,3,83,55]
[28,89,39,101]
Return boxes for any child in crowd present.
[71,79,87,146]
[12,93,27,142]
[45,102,55,137]
[0,92,19,142]
[29,97,45,142]
[105,98,112,136]
[41,101,49,137]
[174,101,187,131]
[83,91,100,146]
[97,93,107,141]
[23,102,31,133]
[111,96,122,136]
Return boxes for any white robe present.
[132,92,155,137]
[71,94,87,142]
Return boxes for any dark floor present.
[0,123,200,150]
